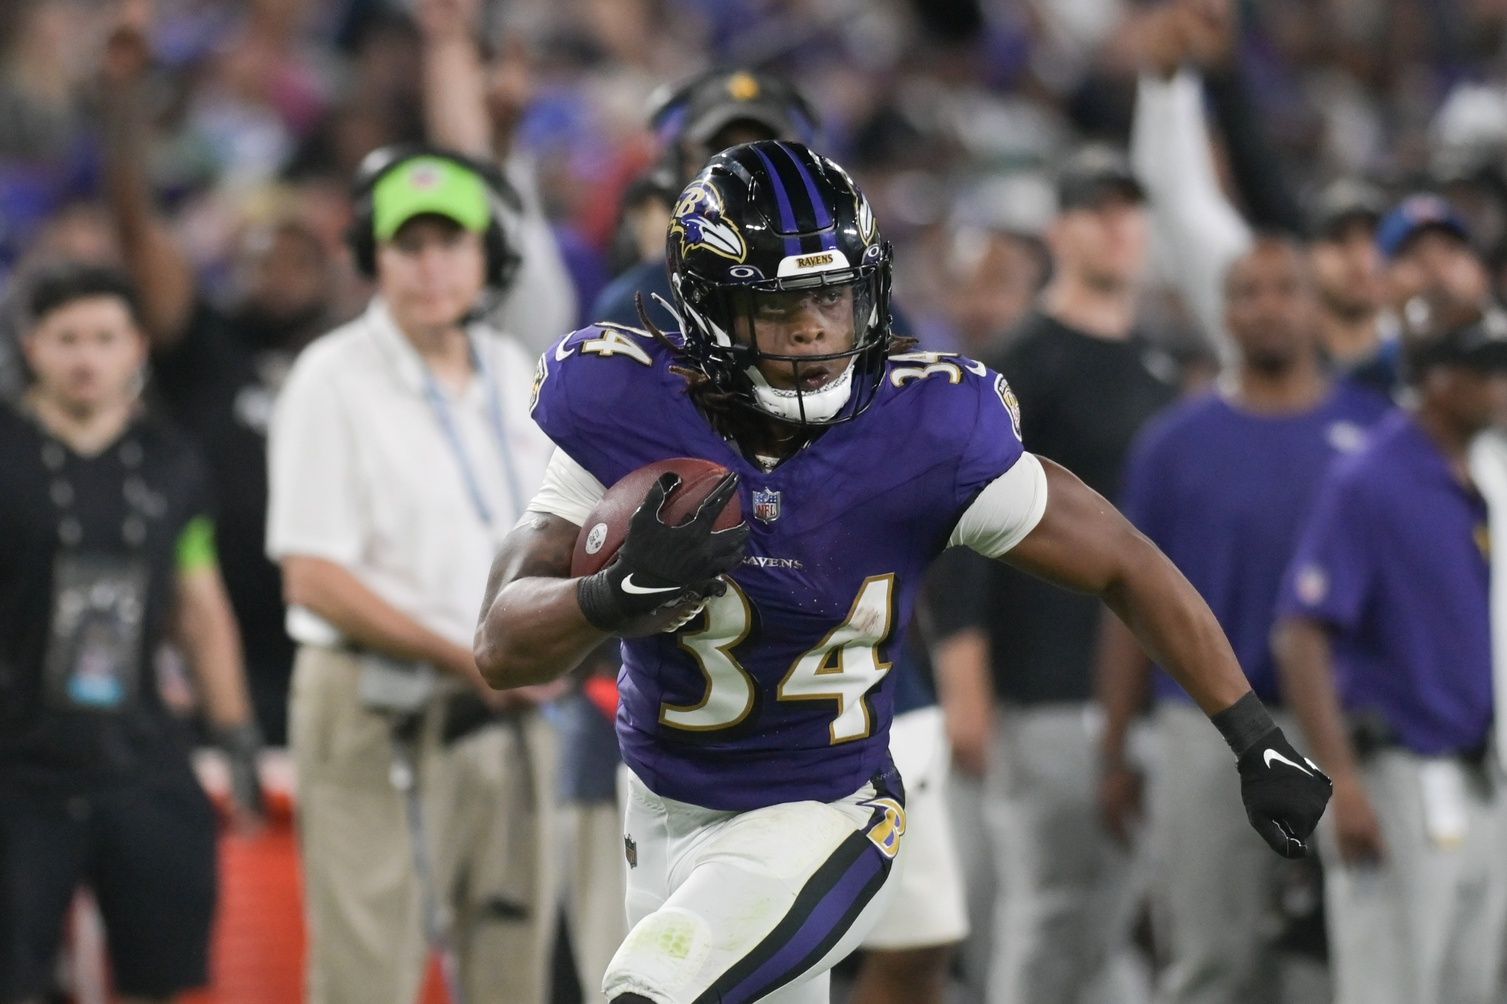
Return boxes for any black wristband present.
[1210,692,1277,758]
[213,721,263,759]
[577,572,624,632]
[213,722,265,814]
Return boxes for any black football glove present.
[1236,725,1333,859]
[577,472,749,634]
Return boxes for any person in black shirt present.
[0,264,263,1003]
[942,145,1179,1004]
[97,20,340,743]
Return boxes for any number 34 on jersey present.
[663,574,896,745]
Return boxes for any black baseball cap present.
[1306,178,1385,241]
[1055,145,1146,213]
[1450,316,1507,370]
[1401,301,1507,373]
[649,70,818,148]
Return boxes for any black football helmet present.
[666,141,894,426]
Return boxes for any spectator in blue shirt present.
[1274,303,1507,1004]
[1097,235,1390,1004]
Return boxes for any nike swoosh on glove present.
[1237,725,1333,859]
[577,472,750,634]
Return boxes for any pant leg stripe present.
[696,830,890,1004]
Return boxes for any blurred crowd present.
[7,0,1507,372]
[6,0,1507,1001]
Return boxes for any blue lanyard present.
[419,338,525,528]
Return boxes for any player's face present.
[1387,230,1490,317]
[1224,241,1317,373]
[1051,195,1149,291]
[23,296,146,416]
[377,215,487,334]
[735,284,858,391]
[1308,221,1383,320]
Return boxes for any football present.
[570,457,744,577]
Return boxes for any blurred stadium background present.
[6,0,1507,1001]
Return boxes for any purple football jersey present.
[531,325,1024,809]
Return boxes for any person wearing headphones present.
[265,146,557,1004]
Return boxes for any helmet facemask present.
[675,249,892,427]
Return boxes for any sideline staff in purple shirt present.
[1098,237,1390,1004]
[1275,302,1507,1004]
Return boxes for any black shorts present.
[0,767,218,1002]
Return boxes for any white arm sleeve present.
[948,451,1050,557]
[523,447,606,527]
[1132,69,1252,364]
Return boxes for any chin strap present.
[746,362,855,423]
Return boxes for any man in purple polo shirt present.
[1098,236,1391,1003]
[1275,305,1507,1004]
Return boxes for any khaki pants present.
[289,646,557,1004]
[557,799,627,996]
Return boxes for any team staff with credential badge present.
[475,141,1333,1004]
[265,146,556,1004]
[0,264,263,1003]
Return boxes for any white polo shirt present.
[266,299,553,648]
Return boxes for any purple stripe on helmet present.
[776,141,834,238]
[721,841,885,1001]
[750,143,803,257]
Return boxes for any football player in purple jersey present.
[475,141,1332,1004]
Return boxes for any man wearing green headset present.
[267,147,558,1004]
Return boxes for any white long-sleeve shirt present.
[1131,69,1253,363]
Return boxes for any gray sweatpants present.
[983,702,1148,1004]
[1321,748,1507,1004]
[1148,703,1327,1004]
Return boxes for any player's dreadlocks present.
[634,293,917,445]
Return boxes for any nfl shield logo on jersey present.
[753,488,782,524]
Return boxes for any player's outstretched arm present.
[1001,458,1332,857]
[1003,458,1248,711]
